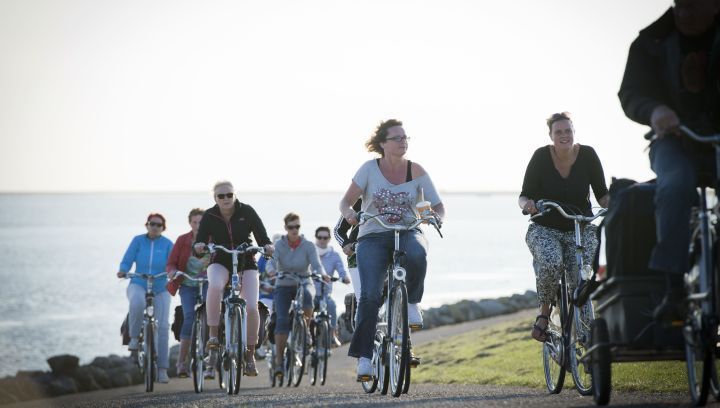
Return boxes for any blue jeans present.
[314,295,338,328]
[273,282,314,335]
[178,284,208,340]
[348,230,428,359]
[649,137,714,275]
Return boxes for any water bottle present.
[232,274,239,289]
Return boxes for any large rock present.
[47,355,79,376]
[477,299,510,317]
[70,366,105,392]
[38,374,78,397]
[106,367,134,388]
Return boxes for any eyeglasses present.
[216,193,234,200]
[286,224,301,230]
[147,222,164,228]
[316,236,330,240]
[386,135,410,142]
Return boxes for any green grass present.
[412,316,689,392]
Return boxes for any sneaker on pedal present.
[158,369,169,384]
[408,303,423,329]
[203,367,215,380]
[331,334,342,348]
[356,357,373,381]
[128,337,139,351]
[255,347,267,360]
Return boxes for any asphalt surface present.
[6,310,713,407]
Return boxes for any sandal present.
[531,314,549,342]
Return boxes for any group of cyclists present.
[114,0,720,399]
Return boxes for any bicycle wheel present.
[389,284,409,397]
[233,308,244,394]
[310,320,318,386]
[710,357,720,401]
[318,319,330,386]
[570,298,594,395]
[290,315,307,387]
[591,317,611,405]
[191,310,206,393]
[216,350,225,389]
[543,297,566,394]
[362,331,382,394]
[685,311,712,406]
[402,352,410,394]
[144,322,155,392]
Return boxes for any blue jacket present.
[314,246,347,296]
[119,234,173,294]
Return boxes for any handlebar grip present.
[644,129,655,140]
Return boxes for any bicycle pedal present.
[409,324,423,330]
[356,374,373,382]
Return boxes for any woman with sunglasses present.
[116,213,174,383]
[266,212,328,380]
[193,181,274,376]
[314,226,351,347]
[339,119,445,380]
[519,112,609,342]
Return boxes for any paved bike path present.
[6,309,699,407]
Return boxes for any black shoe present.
[573,277,600,307]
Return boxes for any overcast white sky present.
[0,0,671,192]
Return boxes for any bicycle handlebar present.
[171,271,208,282]
[357,211,443,238]
[677,125,720,144]
[207,243,269,257]
[123,272,167,280]
[529,200,607,223]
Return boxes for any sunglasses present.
[386,135,410,142]
[316,236,330,240]
[216,193,234,200]
[286,224,301,230]
[147,222,164,228]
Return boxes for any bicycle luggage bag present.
[120,313,130,345]
[603,179,656,279]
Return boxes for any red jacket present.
[166,231,194,273]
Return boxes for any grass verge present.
[412,316,689,392]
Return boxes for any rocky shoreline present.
[0,290,537,405]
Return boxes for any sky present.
[0,0,672,193]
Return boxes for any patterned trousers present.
[525,223,599,305]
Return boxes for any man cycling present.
[618,0,720,320]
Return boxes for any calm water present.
[0,192,534,377]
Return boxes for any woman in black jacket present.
[193,180,274,376]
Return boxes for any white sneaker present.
[408,303,423,329]
[157,369,169,383]
[128,338,139,351]
[356,357,372,381]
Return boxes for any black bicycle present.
[528,200,606,395]
[310,273,339,386]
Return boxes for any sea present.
[0,192,535,377]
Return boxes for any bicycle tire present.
[318,319,330,385]
[685,315,711,406]
[216,350,225,389]
[144,322,155,392]
[310,319,318,386]
[591,317,611,406]
[543,286,566,394]
[389,284,409,397]
[291,315,307,387]
[233,308,243,394]
[362,331,382,394]
[570,298,594,395]
[191,311,206,393]
[402,352,410,394]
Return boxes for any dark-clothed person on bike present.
[618,0,720,319]
[165,208,210,378]
[339,119,445,380]
[266,212,327,379]
[116,213,173,383]
[519,112,609,342]
[193,180,274,377]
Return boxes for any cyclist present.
[334,199,361,327]
[193,181,274,377]
[266,212,328,379]
[314,226,351,347]
[165,208,210,378]
[116,213,173,383]
[519,112,609,342]
[618,0,720,320]
[339,119,444,380]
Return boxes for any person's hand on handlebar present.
[342,276,351,284]
[523,199,539,215]
[342,243,355,256]
[193,242,206,255]
[650,105,680,138]
[116,271,127,279]
[263,244,274,257]
[343,208,359,226]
